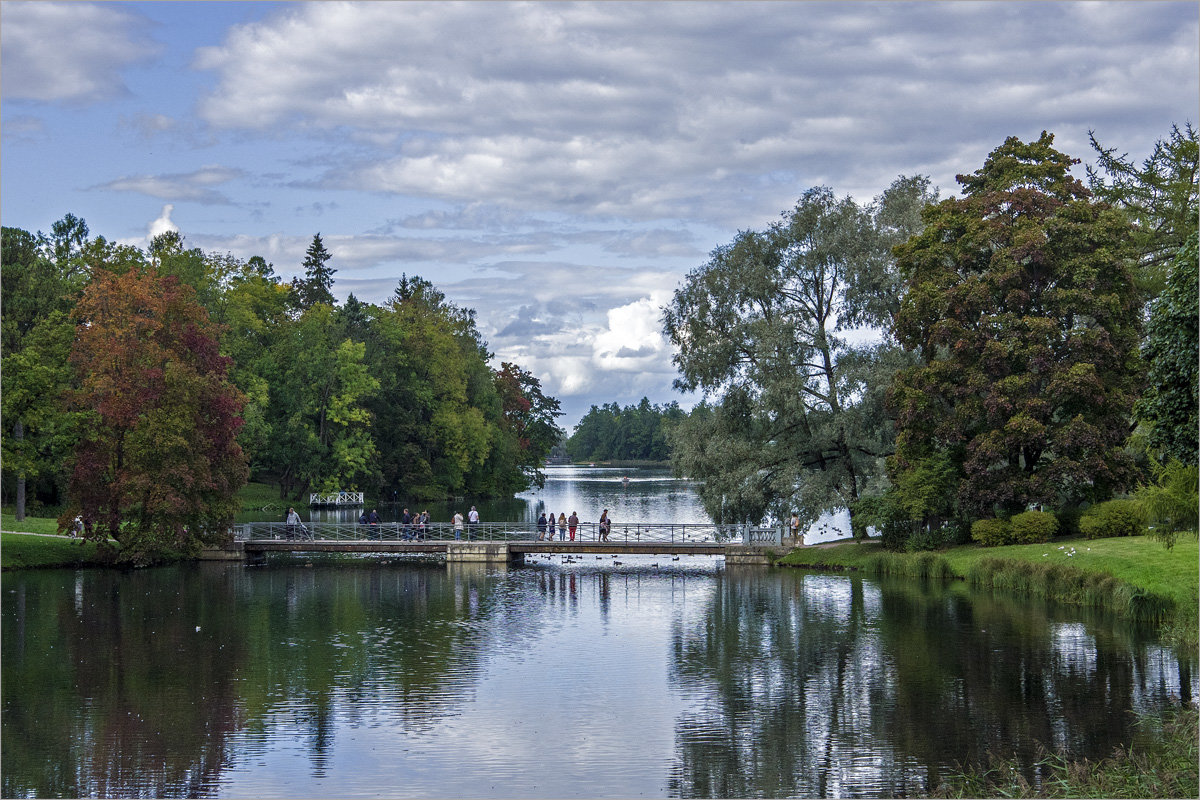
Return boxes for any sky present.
[3,1,1197,429]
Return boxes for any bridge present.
[203,521,790,566]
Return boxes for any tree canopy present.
[889,132,1142,526]
[1,218,564,561]
[65,268,248,563]
[663,178,935,526]
[566,397,685,462]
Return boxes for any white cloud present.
[192,1,1197,224]
[96,165,245,205]
[592,294,675,375]
[148,204,178,239]
[1,1,160,103]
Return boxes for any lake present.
[2,468,1194,798]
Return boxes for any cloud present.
[148,204,178,238]
[192,1,1197,224]
[591,294,675,375]
[95,165,245,205]
[0,114,46,143]
[1,1,160,104]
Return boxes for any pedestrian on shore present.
[790,512,801,544]
[599,509,610,541]
[537,512,549,540]
[468,506,479,540]
[557,512,567,541]
[568,511,578,541]
[453,510,464,539]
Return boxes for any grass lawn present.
[238,481,286,510]
[1,512,65,537]
[2,531,105,569]
[779,534,1199,610]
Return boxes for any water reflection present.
[2,563,1194,798]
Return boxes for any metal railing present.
[235,521,784,545]
[309,491,365,506]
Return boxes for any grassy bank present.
[2,531,106,570]
[779,535,1198,641]
[931,703,1198,799]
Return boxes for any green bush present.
[1055,505,1084,538]
[1009,510,1059,543]
[1080,499,1147,539]
[971,517,1011,547]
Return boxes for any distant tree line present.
[2,226,562,562]
[664,126,1198,550]
[565,398,687,462]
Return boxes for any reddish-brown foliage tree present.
[64,269,248,563]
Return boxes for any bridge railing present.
[234,521,777,544]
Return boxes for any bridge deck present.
[242,538,728,556]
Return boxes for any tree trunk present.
[14,419,25,522]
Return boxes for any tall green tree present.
[1087,123,1199,297]
[1136,231,1199,464]
[890,132,1142,527]
[65,269,248,563]
[260,304,378,499]
[664,180,934,526]
[1,223,89,517]
[293,233,336,309]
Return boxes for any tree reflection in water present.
[667,567,1190,798]
[2,560,1193,799]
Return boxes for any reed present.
[931,703,1199,799]
[965,557,1174,623]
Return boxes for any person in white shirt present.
[453,511,464,540]
[467,506,479,540]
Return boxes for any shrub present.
[971,517,1011,547]
[1009,510,1059,543]
[1080,499,1146,539]
[1056,505,1084,538]
[1134,460,1200,549]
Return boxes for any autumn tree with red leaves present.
[64,269,248,563]
[493,362,563,489]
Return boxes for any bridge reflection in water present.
[224,521,786,565]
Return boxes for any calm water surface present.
[3,469,1194,798]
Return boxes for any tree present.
[1136,231,1199,464]
[565,398,685,462]
[664,181,933,526]
[1,224,88,518]
[260,305,379,499]
[889,132,1142,529]
[1087,123,1199,297]
[293,233,336,309]
[64,269,248,563]
[493,362,564,489]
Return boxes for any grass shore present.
[779,533,1198,645]
[1,529,106,569]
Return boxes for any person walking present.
[468,506,479,540]
[599,509,610,541]
[568,511,578,541]
[285,507,301,540]
[790,512,801,544]
[401,508,413,540]
[557,512,567,541]
[537,512,549,540]
[453,510,464,540]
